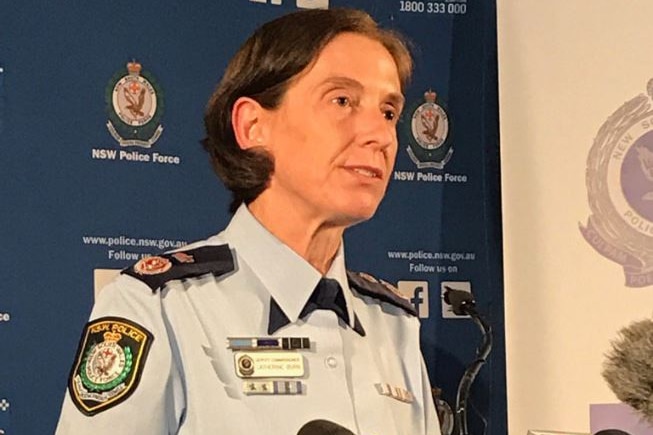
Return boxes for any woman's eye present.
[333,96,350,107]
[384,109,397,121]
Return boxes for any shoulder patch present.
[68,316,153,416]
[347,271,417,316]
[121,244,234,292]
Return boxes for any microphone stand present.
[444,287,493,435]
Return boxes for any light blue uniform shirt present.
[56,206,441,434]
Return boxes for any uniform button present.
[325,356,338,369]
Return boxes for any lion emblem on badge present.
[580,78,653,287]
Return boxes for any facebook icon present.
[397,281,429,318]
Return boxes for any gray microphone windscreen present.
[297,419,356,435]
[602,317,653,423]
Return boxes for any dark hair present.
[202,8,413,213]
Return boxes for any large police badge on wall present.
[404,90,452,169]
[106,61,164,147]
[580,79,653,287]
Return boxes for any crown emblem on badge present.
[103,331,122,342]
[424,90,437,103]
[126,61,142,75]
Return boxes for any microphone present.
[443,286,475,315]
[297,420,356,435]
[595,431,631,435]
[602,317,653,423]
[442,286,493,435]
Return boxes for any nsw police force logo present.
[106,61,164,148]
[69,317,153,415]
[404,90,451,169]
[580,79,653,287]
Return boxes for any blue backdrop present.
[0,0,504,433]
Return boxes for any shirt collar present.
[224,204,363,335]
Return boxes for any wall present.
[498,1,653,433]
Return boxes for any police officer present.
[56,8,441,434]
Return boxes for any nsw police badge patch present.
[68,317,153,415]
[403,89,452,169]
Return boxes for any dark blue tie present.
[268,278,365,336]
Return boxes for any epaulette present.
[121,244,234,292]
[346,271,417,316]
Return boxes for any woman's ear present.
[231,97,270,150]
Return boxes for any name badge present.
[234,352,305,378]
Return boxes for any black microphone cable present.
[443,286,493,435]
